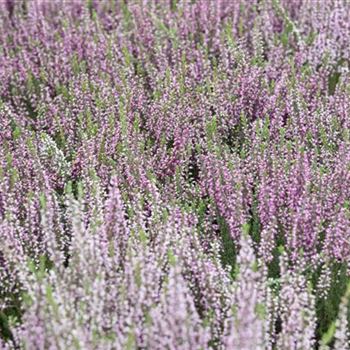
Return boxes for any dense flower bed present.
[1,0,350,349]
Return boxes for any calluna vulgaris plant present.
[1,0,350,349]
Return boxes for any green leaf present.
[321,321,336,345]
[255,303,267,320]
[125,330,136,350]
[242,222,250,237]
[167,248,177,267]
[39,193,47,210]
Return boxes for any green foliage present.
[218,216,237,278]
[316,264,350,341]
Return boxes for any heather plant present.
[1,0,350,349]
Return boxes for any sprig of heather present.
[223,229,265,349]
[277,251,317,349]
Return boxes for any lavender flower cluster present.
[1,0,350,349]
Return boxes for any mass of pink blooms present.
[1,0,350,349]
